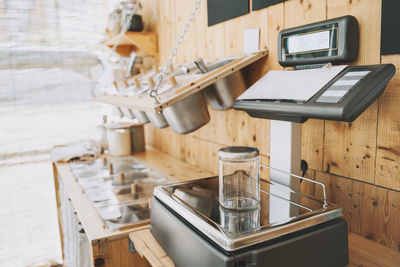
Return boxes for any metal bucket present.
[202,58,247,110]
[120,107,136,120]
[132,110,150,124]
[145,111,169,128]
[163,91,210,134]
[203,71,246,110]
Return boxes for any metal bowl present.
[163,91,210,134]
[133,82,169,128]
[120,107,136,119]
[145,110,169,128]
[201,58,247,110]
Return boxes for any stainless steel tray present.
[70,156,171,231]
[153,166,342,251]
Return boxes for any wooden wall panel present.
[359,184,400,251]
[302,169,400,251]
[173,0,207,63]
[205,22,226,61]
[142,0,156,32]
[284,0,326,27]
[315,171,363,233]
[156,0,176,63]
[301,119,325,171]
[323,0,382,183]
[376,55,400,191]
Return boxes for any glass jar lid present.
[219,146,259,160]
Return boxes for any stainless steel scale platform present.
[151,166,349,267]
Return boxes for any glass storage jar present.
[219,146,260,210]
[220,205,260,235]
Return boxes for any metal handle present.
[194,58,208,73]
[260,164,327,207]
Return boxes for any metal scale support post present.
[269,120,301,217]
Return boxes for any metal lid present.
[218,146,259,160]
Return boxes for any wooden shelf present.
[94,50,268,112]
[103,31,158,58]
[93,94,155,112]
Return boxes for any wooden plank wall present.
[144,0,400,251]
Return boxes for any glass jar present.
[220,205,260,235]
[219,146,260,210]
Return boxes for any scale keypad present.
[316,70,370,103]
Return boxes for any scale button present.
[316,96,342,103]
[320,90,348,97]
[333,79,359,86]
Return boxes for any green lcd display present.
[281,23,338,61]
[278,16,359,66]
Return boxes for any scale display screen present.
[278,16,359,66]
[287,30,331,54]
[282,23,338,60]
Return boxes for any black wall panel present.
[381,0,400,55]
[252,0,286,11]
[207,0,249,26]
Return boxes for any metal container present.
[129,124,145,153]
[163,91,210,134]
[106,128,131,156]
[145,110,169,128]
[142,77,169,128]
[132,110,150,124]
[120,107,136,120]
[105,123,145,156]
[126,79,151,124]
[202,58,247,110]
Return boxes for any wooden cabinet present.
[52,148,213,267]
[53,163,151,267]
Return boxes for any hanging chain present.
[149,0,201,103]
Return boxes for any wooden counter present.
[53,147,213,267]
[54,147,400,267]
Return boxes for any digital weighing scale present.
[150,16,395,267]
[152,168,348,267]
[233,16,395,123]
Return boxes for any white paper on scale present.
[237,65,348,102]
